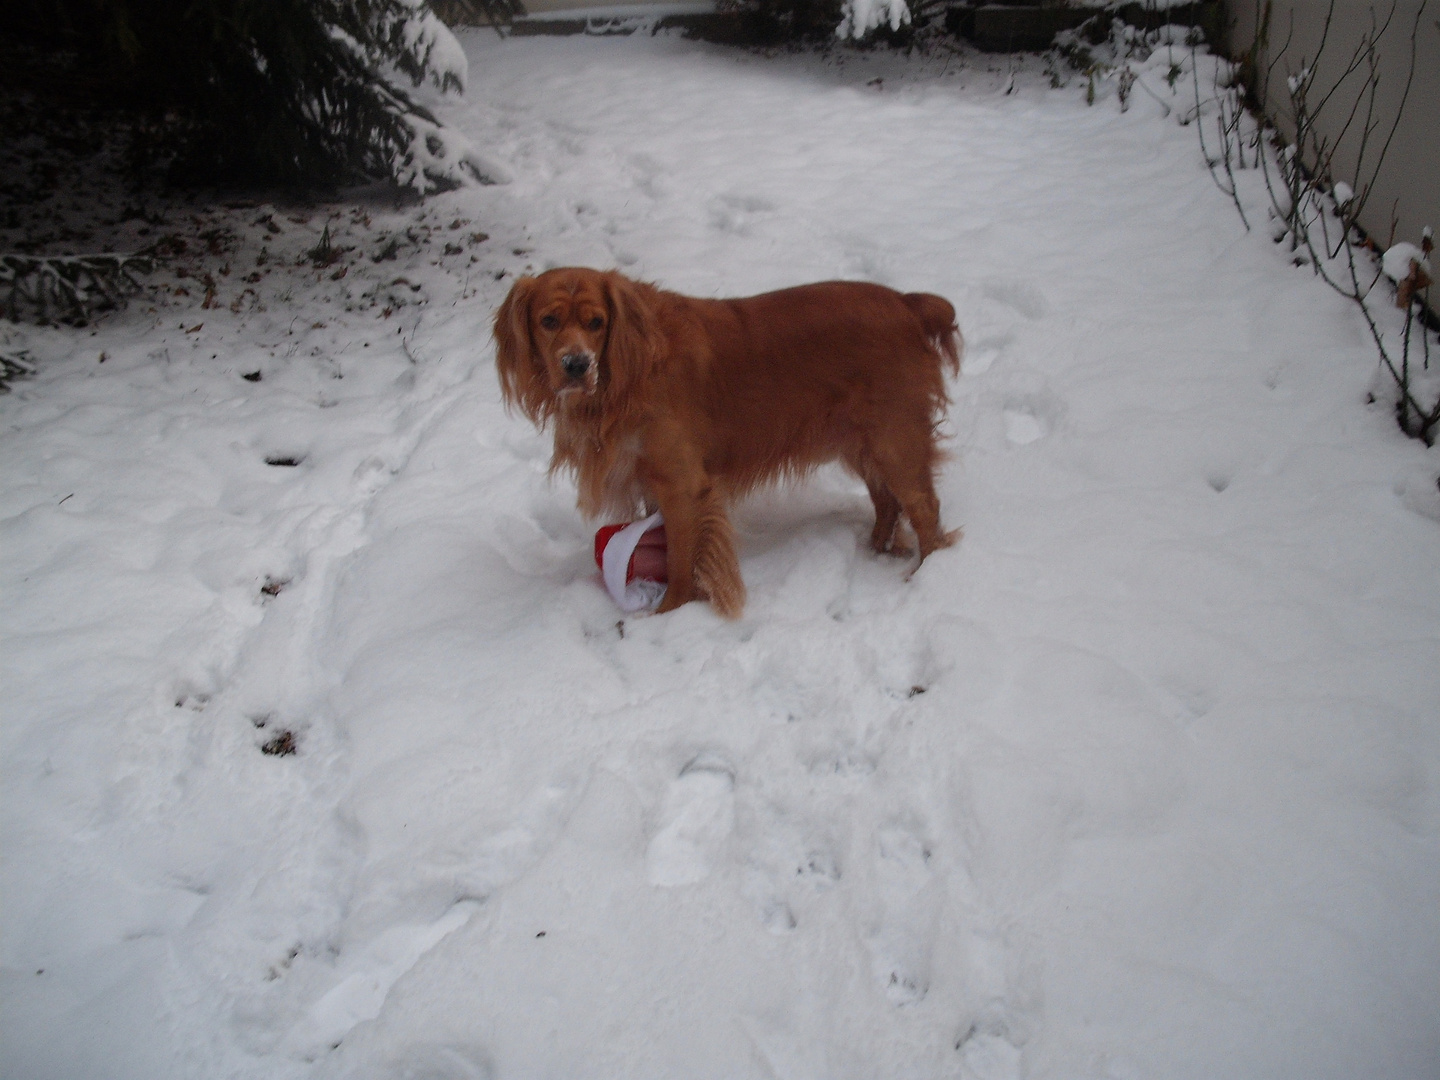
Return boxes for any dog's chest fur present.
[552,403,648,519]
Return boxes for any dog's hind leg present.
[846,450,911,557]
[903,486,958,562]
[866,480,906,556]
[869,442,958,566]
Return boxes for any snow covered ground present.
[3,29,1439,1080]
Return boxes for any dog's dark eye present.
[539,314,561,331]
[587,316,604,331]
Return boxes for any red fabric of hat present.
[594,522,667,583]
[594,524,629,574]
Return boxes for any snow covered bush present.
[836,0,911,40]
[722,0,931,43]
[1047,13,1220,112]
[28,0,511,192]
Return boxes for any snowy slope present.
[3,31,1439,1080]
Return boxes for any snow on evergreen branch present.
[318,0,483,191]
[0,254,152,326]
[0,348,37,394]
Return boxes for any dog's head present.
[494,268,657,425]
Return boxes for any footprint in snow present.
[1003,407,1046,446]
[627,153,665,200]
[708,193,776,237]
[865,823,942,1006]
[837,234,891,284]
[962,335,1009,376]
[284,901,481,1056]
[645,752,736,888]
[741,867,798,935]
[364,1042,495,1080]
[1001,391,1063,447]
[981,279,1049,321]
[955,1005,1025,1080]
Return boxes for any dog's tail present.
[904,292,962,376]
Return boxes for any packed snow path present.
[4,32,1439,1080]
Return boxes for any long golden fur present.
[493,268,962,617]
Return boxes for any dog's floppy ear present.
[493,275,553,425]
[601,271,660,404]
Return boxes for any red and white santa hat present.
[593,511,666,612]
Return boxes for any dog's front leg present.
[640,449,742,617]
[649,474,703,614]
[632,428,700,614]
[654,483,744,618]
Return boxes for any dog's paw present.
[871,521,915,558]
[887,538,916,559]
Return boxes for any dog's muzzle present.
[561,352,592,381]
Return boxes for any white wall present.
[1226,0,1438,251]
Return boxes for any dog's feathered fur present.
[494,268,961,617]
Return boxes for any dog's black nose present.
[561,353,590,379]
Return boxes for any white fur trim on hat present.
[601,512,666,613]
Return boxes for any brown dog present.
[493,268,961,617]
